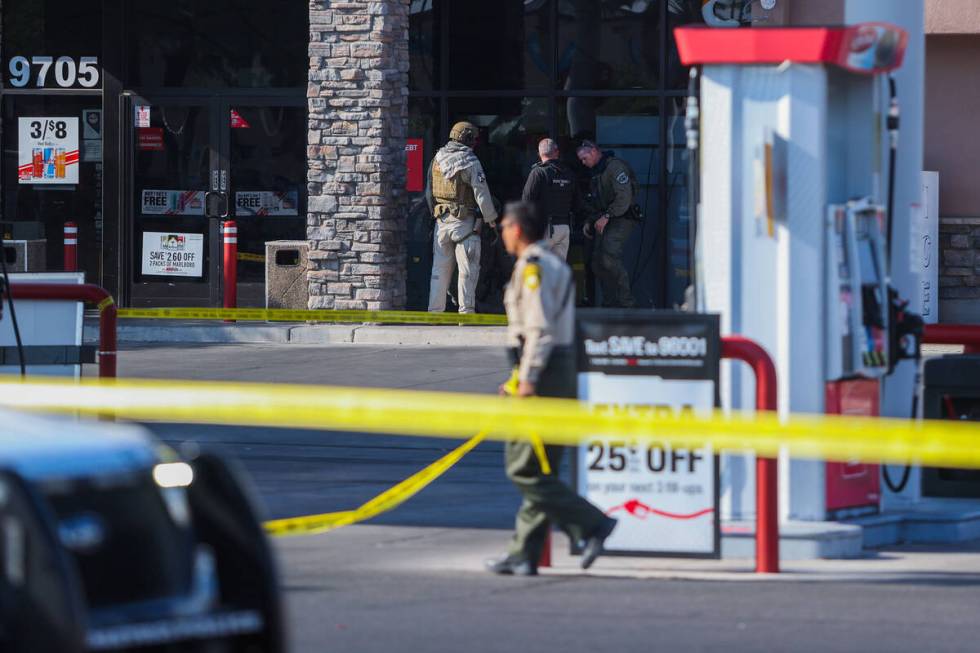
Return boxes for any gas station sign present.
[575,311,721,558]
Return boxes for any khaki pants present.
[548,224,570,261]
[428,216,481,314]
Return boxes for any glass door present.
[223,98,307,307]
[124,94,222,306]
[123,95,306,307]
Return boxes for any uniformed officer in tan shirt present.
[485,201,617,577]
[425,121,499,314]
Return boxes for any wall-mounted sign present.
[18,117,79,184]
[141,190,205,216]
[406,138,424,192]
[575,310,721,558]
[138,128,165,151]
[6,55,100,89]
[235,191,298,217]
[135,105,151,128]
[142,232,204,277]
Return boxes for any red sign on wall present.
[406,138,424,192]
[138,127,164,151]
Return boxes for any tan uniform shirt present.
[504,240,575,383]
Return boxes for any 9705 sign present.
[7,55,100,88]
[575,311,721,558]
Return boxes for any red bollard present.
[721,336,780,574]
[222,220,237,322]
[539,531,552,569]
[64,222,78,271]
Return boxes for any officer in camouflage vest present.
[426,122,499,314]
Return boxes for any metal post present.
[63,222,78,272]
[539,532,552,568]
[721,336,779,574]
[223,220,238,321]
[923,324,980,354]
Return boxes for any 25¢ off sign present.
[575,311,721,558]
[141,232,204,277]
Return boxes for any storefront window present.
[557,0,661,91]
[405,1,698,308]
[448,1,552,91]
[2,0,103,90]
[126,1,308,88]
[409,0,443,91]
[2,96,103,276]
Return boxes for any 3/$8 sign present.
[7,55,100,88]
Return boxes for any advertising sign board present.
[18,117,79,184]
[141,232,204,277]
[575,310,721,557]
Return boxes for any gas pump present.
[676,24,922,521]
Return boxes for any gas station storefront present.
[2,0,979,534]
[0,0,309,307]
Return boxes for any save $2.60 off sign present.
[575,311,721,558]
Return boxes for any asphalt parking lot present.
[108,344,980,652]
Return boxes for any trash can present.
[3,239,47,272]
[921,355,980,498]
[265,240,309,310]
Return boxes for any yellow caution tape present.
[116,307,508,326]
[1,375,980,470]
[264,431,486,537]
[530,433,552,475]
[237,252,265,263]
[97,297,115,311]
[502,367,551,474]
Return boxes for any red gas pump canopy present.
[674,23,908,75]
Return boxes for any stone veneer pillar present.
[307,0,409,310]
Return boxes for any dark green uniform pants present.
[505,350,607,561]
[592,218,635,308]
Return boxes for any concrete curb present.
[84,318,508,347]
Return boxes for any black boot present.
[580,517,617,570]
[484,554,538,576]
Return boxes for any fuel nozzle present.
[888,286,924,373]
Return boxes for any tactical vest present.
[537,161,575,225]
[431,161,476,214]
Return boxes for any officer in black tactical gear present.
[521,138,581,261]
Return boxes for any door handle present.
[205,191,229,218]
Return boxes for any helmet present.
[449,121,479,146]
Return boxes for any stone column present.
[307,0,409,310]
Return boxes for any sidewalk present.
[84,317,507,346]
[278,523,980,583]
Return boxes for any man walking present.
[577,140,639,308]
[521,138,579,261]
[485,201,617,576]
[426,122,499,314]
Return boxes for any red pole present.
[63,222,78,272]
[539,531,552,568]
[721,336,779,574]
[923,324,980,355]
[7,283,116,378]
[223,220,237,322]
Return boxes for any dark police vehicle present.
[0,409,284,652]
